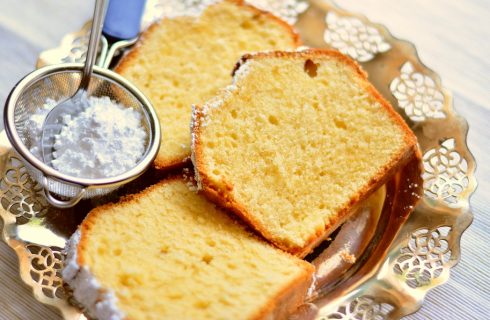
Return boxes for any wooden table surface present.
[0,0,488,319]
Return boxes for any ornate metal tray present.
[0,0,476,319]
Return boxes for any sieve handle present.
[42,176,86,209]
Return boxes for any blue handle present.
[102,0,146,40]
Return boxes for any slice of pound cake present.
[191,49,419,257]
[116,0,300,170]
[63,177,313,320]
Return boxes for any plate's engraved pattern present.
[37,22,92,68]
[145,0,308,24]
[7,1,475,319]
[422,139,469,205]
[247,0,309,24]
[60,33,89,64]
[323,296,394,320]
[393,227,451,288]
[144,0,218,20]
[390,62,446,122]
[25,244,65,300]
[0,155,47,224]
[324,12,391,62]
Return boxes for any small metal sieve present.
[4,63,161,208]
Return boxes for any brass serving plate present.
[0,0,476,319]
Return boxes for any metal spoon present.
[41,0,107,166]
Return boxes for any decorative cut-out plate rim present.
[0,0,477,319]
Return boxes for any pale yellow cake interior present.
[117,0,298,168]
[197,54,409,251]
[80,179,310,319]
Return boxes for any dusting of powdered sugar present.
[182,167,199,193]
[190,105,203,190]
[28,94,147,179]
[63,230,125,320]
[296,46,310,51]
[306,273,317,299]
[232,59,253,86]
[200,59,253,126]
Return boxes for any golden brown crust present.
[153,156,191,172]
[251,260,313,320]
[192,48,419,257]
[116,0,301,172]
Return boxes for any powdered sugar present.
[197,60,253,127]
[63,230,125,320]
[232,60,252,85]
[27,99,57,160]
[29,94,147,179]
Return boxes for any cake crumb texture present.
[192,49,418,256]
[116,0,300,169]
[76,178,313,320]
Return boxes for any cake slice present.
[191,49,419,257]
[116,0,300,170]
[63,177,313,320]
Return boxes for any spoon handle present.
[103,0,146,40]
[80,0,107,90]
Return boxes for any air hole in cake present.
[119,274,141,287]
[272,67,281,77]
[240,20,253,29]
[230,109,238,119]
[268,115,279,125]
[202,254,213,264]
[334,118,347,129]
[160,245,169,254]
[168,293,184,300]
[219,297,232,306]
[194,300,211,309]
[304,59,319,78]
[113,248,122,256]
